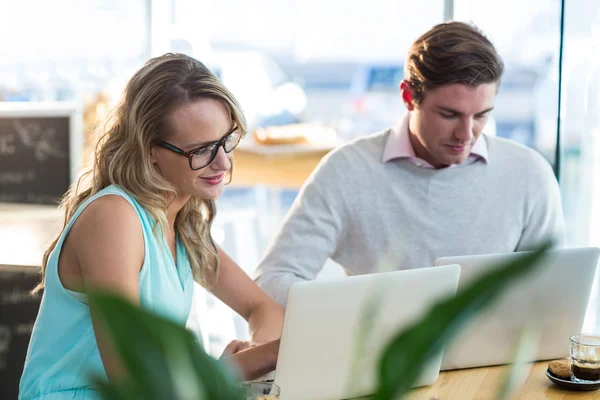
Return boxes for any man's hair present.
[405,21,504,104]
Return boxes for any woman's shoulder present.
[67,189,145,277]
[75,193,141,235]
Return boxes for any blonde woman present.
[20,53,284,400]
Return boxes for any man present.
[254,21,565,306]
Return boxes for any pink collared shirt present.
[381,114,488,168]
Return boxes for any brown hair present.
[33,53,246,293]
[405,21,504,104]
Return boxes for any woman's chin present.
[195,184,225,200]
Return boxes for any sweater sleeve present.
[515,155,566,251]
[253,150,348,306]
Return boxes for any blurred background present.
[0,0,599,360]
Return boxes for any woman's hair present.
[33,53,246,293]
[405,21,504,104]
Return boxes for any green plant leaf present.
[496,322,541,400]
[373,243,551,400]
[93,379,142,400]
[88,291,244,400]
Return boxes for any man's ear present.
[400,80,416,111]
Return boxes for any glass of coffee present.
[240,381,280,400]
[570,333,600,383]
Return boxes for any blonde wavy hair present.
[33,53,246,294]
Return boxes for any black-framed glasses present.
[157,127,242,170]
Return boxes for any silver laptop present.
[273,264,461,400]
[433,247,600,371]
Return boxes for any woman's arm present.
[209,247,285,344]
[207,247,284,378]
[66,195,144,382]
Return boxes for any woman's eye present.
[193,146,213,157]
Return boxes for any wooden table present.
[230,149,330,188]
[398,361,597,399]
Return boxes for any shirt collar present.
[381,114,489,167]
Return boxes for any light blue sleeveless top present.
[19,185,194,400]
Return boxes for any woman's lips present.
[200,173,224,185]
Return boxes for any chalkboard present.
[0,114,72,205]
[0,265,42,400]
